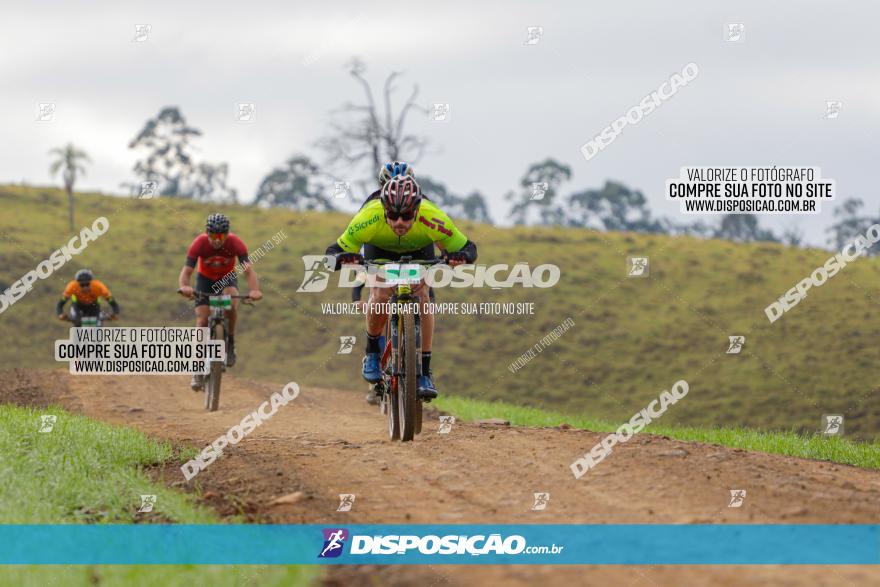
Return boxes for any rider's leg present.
[194,305,209,327]
[362,283,391,383]
[69,303,82,327]
[416,285,437,399]
[419,285,433,352]
[193,273,212,328]
[366,283,391,337]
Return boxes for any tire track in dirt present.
[4,369,880,586]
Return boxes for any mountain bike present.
[62,309,115,327]
[182,290,254,412]
[365,257,442,441]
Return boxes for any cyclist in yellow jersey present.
[325,162,478,400]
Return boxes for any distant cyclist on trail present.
[56,269,120,325]
[177,213,262,391]
[325,161,478,401]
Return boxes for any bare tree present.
[316,58,429,189]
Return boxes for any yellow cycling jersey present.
[335,198,468,254]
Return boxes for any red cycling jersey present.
[186,233,249,280]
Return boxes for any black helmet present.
[75,269,93,284]
[378,161,415,187]
[206,213,230,233]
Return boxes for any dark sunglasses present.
[385,210,415,221]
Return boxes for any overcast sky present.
[2,1,877,246]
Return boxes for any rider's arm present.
[242,259,259,294]
[179,263,195,290]
[426,207,477,263]
[178,238,201,297]
[446,239,478,263]
[57,281,76,316]
[94,282,120,315]
[229,235,260,298]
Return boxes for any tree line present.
[48,59,866,251]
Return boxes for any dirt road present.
[5,369,880,586]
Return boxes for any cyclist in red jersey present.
[178,213,262,390]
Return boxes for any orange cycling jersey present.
[63,279,112,305]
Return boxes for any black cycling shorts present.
[194,272,238,307]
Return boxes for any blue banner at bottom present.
[1,525,877,565]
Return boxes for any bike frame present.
[369,259,439,380]
[187,291,252,411]
[364,257,443,440]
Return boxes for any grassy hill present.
[2,184,879,440]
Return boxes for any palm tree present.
[49,144,91,230]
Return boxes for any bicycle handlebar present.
[363,258,446,267]
[60,311,115,322]
[177,288,255,298]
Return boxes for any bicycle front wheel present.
[397,311,418,441]
[205,322,224,411]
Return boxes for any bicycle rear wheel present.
[205,322,224,411]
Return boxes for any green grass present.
[0,403,319,586]
[0,566,319,587]
[0,403,210,524]
[1,184,879,441]
[435,395,880,470]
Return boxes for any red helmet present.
[380,175,422,219]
